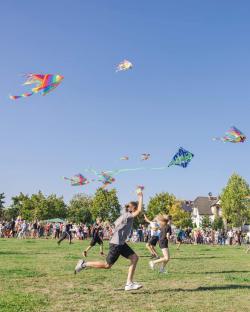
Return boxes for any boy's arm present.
[132,193,143,218]
[144,214,151,224]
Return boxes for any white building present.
[191,197,222,228]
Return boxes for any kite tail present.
[9,92,34,100]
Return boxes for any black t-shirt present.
[65,224,72,232]
[159,224,172,243]
[93,224,103,239]
[33,223,38,230]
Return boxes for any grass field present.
[0,239,249,312]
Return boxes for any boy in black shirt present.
[57,223,72,245]
[149,215,172,273]
[83,218,104,257]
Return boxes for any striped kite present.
[63,174,89,186]
[10,73,64,100]
[213,126,246,143]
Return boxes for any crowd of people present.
[0,218,113,240]
[0,218,249,247]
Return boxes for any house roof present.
[193,197,214,215]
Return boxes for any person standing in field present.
[149,215,172,274]
[75,191,143,291]
[83,218,104,257]
[144,214,160,258]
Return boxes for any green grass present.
[0,239,249,312]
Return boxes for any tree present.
[221,173,250,227]
[201,216,212,230]
[3,206,19,221]
[92,188,121,222]
[9,191,67,221]
[169,201,193,228]
[212,216,224,230]
[67,193,93,224]
[11,193,33,221]
[0,193,5,218]
[147,192,175,219]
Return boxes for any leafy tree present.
[92,188,121,222]
[67,193,93,224]
[147,192,175,219]
[169,201,193,228]
[212,216,224,230]
[201,215,212,230]
[221,173,250,227]
[3,206,19,221]
[30,192,67,220]
[0,193,5,218]
[9,191,67,221]
[11,193,33,221]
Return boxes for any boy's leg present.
[100,242,104,255]
[58,232,67,245]
[146,242,154,256]
[126,253,139,285]
[83,245,92,257]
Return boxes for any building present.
[191,196,222,228]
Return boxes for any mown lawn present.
[0,238,249,312]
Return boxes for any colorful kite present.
[98,172,116,189]
[168,147,194,168]
[141,153,150,161]
[213,126,246,143]
[63,174,89,186]
[120,156,129,161]
[116,60,133,72]
[10,73,64,100]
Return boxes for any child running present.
[57,222,73,245]
[149,215,172,274]
[144,214,160,259]
[75,191,143,291]
[83,218,104,257]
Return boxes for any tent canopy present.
[44,218,65,223]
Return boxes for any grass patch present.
[0,239,249,312]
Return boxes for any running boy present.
[57,222,73,245]
[144,214,160,258]
[83,218,104,257]
[75,191,143,291]
[149,215,172,273]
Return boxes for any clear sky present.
[1,1,249,206]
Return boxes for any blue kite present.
[168,147,194,168]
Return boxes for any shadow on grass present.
[0,251,26,255]
[122,284,250,294]
[185,270,250,275]
[173,256,220,260]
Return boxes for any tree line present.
[0,173,249,228]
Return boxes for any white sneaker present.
[149,261,155,270]
[125,283,143,291]
[74,259,86,274]
[159,267,168,274]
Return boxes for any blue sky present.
[1,1,249,206]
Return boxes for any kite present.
[213,126,246,143]
[63,174,89,186]
[10,73,64,100]
[120,156,129,161]
[141,153,150,161]
[98,172,116,189]
[168,147,194,168]
[116,60,133,72]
